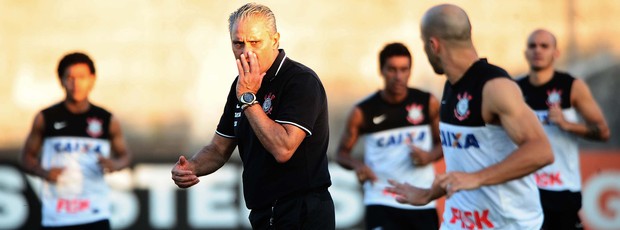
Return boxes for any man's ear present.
[272,32,280,49]
[429,37,440,54]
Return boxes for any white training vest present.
[363,125,436,210]
[533,108,581,192]
[440,123,543,230]
[40,136,111,227]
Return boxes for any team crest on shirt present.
[263,93,275,114]
[406,103,424,125]
[86,117,103,138]
[454,92,472,121]
[546,89,562,106]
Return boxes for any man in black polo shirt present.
[171,3,334,229]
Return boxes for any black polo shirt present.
[216,49,331,209]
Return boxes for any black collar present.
[264,49,287,82]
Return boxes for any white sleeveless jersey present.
[532,109,580,191]
[517,72,581,192]
[364,125,436,209]
[40,137,111,226]
[439,59,543,229]
[357,88,437,210]
[39,103,112,227]
[440,123,542,229]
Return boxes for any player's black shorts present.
[539,189,583,230]
[366,205,439,230]
[41,219,110,230]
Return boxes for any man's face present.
[61,63,95,103]
[381,56,411,95]
[422,36,444,75]
[525,31,557,71]
[230,17,279,74]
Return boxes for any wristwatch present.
[239,92,258,110]
[239,92,257,104]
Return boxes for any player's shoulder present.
[41,102,64,113]
[408,87,430,96]
[39,102,66,121]
[89,103,108,112]
[483,77,521,97]
[485,76,518,86]
[355,91,381,108]
[477,59,510,78]
[89,103,112,115]
[514,74,529,83]
[552,70,577,85]
[554,70,575,79]
[283,57,319,80]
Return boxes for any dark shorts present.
[365,205,439,230]
[249,189,335,230]
[41,219,110,230]
[539,189,583,230]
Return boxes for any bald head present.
[421,4,471,42]
[527,29,557,48]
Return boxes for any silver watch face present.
[241,92,255,104]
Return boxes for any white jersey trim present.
[274,54,287,77]
[215,131,235,138]
[275,120,312,136]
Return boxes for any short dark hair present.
[379,43,411,69]
[57,52,95,79]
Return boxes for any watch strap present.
[241,101,259,110]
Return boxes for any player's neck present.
[380,89,407,104]
[445,48,479,84]
[63,99,90,114]
[528,67,555,86]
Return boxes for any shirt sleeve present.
[274,72,326,136]
[215,78,239,138]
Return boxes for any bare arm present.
[171,134,236,188]
[20,113,62,181]
[336,107,377,183]
[386,175,447,206]
[244,105,307,163]
[385,96,445,204]
[410,95,444,165]
[477,78,553,184]
[98,115,132,172]
[549,79,609,141]
[441,78,552,195]
[336,107,364,170]
[389,80,553,200]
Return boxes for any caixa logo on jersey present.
[534,111,551,125]
[53,140,106,155]
[375,131,426,148]
[440,131,479,149]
